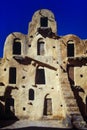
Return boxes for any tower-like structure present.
[0,9,87,129]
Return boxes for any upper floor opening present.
[13,38,21,55]
[40,17,48,27]
[67,40,74,57]
[28,9,57,37]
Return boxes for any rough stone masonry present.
[0,9,87,129]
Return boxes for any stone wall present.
[0,9,87,126]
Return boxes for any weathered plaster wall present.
[0,9,87,128]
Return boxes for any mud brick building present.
[0,9,87,128]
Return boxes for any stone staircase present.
[59,72,87,129]
[60,72,83,116]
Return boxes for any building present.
[0,9,87,128]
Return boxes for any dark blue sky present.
[0,0,87,57]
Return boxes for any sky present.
[0,0,87,57]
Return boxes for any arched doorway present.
[37,38,45,55]
[43,94,52,116]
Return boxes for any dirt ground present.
[0,119,76,130]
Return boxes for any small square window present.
[40,17,48,27]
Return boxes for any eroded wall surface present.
[0,9,87,126]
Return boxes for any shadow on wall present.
[0,120,18,129]
[0,86,19,128]
[72,87,87,122]
[68,75,87,122]
[67,65,87,122]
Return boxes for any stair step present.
[61,74,68,77]
[64,96,75,99]
[66,100,77,107]
[63,91,74,97]
[61,84,70,87]
[61,77,69,80]
[66,103,78,107]
[67,107,79,112]
[68,111,81,115]
[61,80,70,84]
[65,98,76,102]
[62,87,73,92]
[71,114,84,122]
[60,73,81,117]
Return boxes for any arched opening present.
[29,89,34,100]
[67,41,74,57]
[40,17,48,27]
[43,94,52,116]
[67,65,74,85]
[13,38,21,55]
[37,39,45,55]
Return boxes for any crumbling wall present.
[0,9,67,120]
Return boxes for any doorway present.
[44,96,52,116]
[67,43,74,57]
[5,97,15,118]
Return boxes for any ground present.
[0,119,76,130]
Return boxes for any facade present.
[0,9,87,128]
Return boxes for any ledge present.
[67,56,87,66]
[13,56,57,71]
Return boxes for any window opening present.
[67,42,74,57]
[44,98,52,115]
[35,68,45,84]
[23,107,26,111]
[40,17,48,27]
[29,89,34,100]
[37,41,44,55]
[9,67,16,84]
[13,38,21,55]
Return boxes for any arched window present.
[29,89,34,100]
[43,94,52,116]
[37,39,45,55]
[13,38,21,55]
[67,40,74,57]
